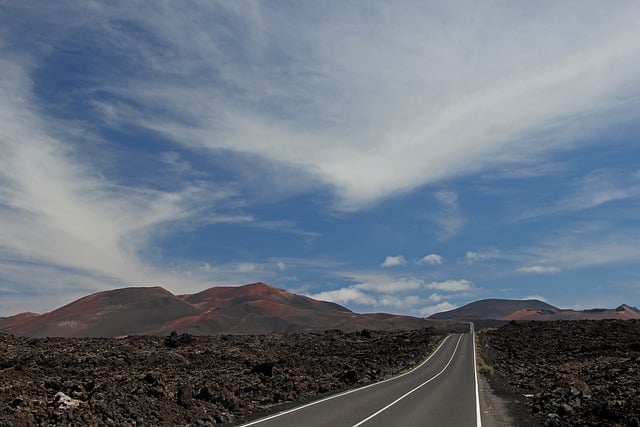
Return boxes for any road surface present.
[239,329,481,427]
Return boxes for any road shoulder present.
[478,372,514,426]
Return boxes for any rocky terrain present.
[478,320,640,426]
[0,327,441,426]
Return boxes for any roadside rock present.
[53,392,82,410]
[479,320,640,426]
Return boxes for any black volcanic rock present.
[0,328,441,426]
[478,320,640,426]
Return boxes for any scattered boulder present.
[177,384,193,408]
[251,362,275,377]
[53,392,82,410]
[164,331,195,348]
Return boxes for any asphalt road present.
[239,330,481,427]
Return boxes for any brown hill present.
[0,283,431,337]
[430,298,640,321]
[504,304,640,321]
[2,286,202,338]
[0,312,40,333]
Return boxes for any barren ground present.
[1,328,441,426]
[478,320,640,426]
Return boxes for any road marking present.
[239,334,454,426]
[472,323,482,427]
[351,334,464,427]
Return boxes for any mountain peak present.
[430,298,640,321]
[616,304,639,312]
[1,283,428,337]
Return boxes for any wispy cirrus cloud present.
[517,265,560,274]
[0,56,238,308]
[425,280,476,292]
[521,170,640,220]
[9,2,640,211]
[432,191,464,239]
[2,2,640,315]
[526,238,640,271]
[465,249,505,264]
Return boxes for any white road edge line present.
[239,334,454,427]
[351,334,464,427]
[472,322,482,427]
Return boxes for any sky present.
[1,1,640,317]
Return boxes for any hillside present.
[430,298,640,321]
[0,283,431,337]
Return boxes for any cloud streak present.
[0,56,229,308]
[2,2,640,314]
[517,266,560,274]
[10,2,639,210]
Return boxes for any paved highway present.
[240,329,481,427]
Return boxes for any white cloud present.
[435,191,458,209]
[419,302,457,317]
[4,3,640,312]
[0,59,217,305]
[465,250,504,263]
[517,265,560,274]
[17,2,640,211]
[425,280,475,292]
[417,253,443,265]
[161,151,196,176]
[354,276,424,293]
[521,230,640,271]
[309,288,376,306]
[428,293,446,302]
[433,191,464,239]
[522,295,549,303]
[381,255,407,267]
[465,251,483,262]
[310,284,432,313]
[377,295,423,310]
[236,263,258,273]
[522,170,640,220]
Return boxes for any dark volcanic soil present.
[479,320,640,426]
[1,328,440,426]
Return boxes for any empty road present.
[240,329,481,427]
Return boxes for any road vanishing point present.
[240,326,482,427]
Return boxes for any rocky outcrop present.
[0,328,440,426]
[479,320,640,426]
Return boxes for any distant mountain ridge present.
[0,283,430,337]
[430,298,640,321]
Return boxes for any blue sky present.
[1,1,640,317]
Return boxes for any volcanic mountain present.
[430,298,640,321]
[0,283,431,337]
